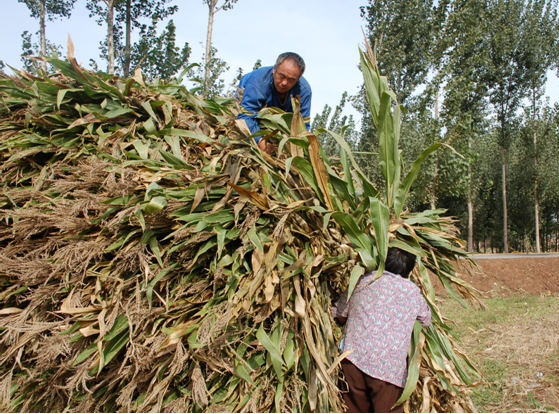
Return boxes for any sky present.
[1,0,367,125]
[1,0,558,128]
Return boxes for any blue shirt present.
[235,66,312,141]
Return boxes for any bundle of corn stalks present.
[0,39,481,412]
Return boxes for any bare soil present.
[435,257,559,297]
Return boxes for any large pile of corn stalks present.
[1,42,480,413]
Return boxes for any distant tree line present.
[15,0,247,99]
[314,0,559,253]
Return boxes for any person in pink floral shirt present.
[332,247,431,413]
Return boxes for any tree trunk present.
[39,0,47,73]
[124,0,131,77]
[204,1,216,98]
[467,137,473,253]
[501,146,509,253]
[467,196,474,253]
[532,89,541,254]
[107,0,115,75]
[430,87,440,209]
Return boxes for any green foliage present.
[18,0,76,73]
[18,0,76,21]
[311,92,358,159]
[356,0,559,253]
[360,0,437,105]
[86,0,178,75]
[131,19,191,81]
[20,30,61,74]
[191,46,230,99]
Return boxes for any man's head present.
[385,247,417,279]
[272,52,306,94]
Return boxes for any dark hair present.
[274,52,306,76]
[385,247,417,279]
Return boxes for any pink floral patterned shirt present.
[333,271,431,388]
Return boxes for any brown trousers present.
[340,359,404,413]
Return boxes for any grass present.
[439,294,559,413]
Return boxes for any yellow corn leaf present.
[307,134,334,211]
[0,308,24,315]
[227,182,270,210]
[55,289,101,315]
[79,325,100,337]
[66,35,88,81]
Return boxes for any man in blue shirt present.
[235,52,312,154]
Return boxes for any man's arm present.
[300,87,312,131]
[235,81,267,141]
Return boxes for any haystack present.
[0,41,480,412]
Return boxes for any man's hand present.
[258,138,275,155]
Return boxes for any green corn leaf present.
[256,324,284,367]
[329,174,357,210]
[146,268,172,309]
[132,140,149,159]
[159,150,193,169]
[369,198,390,264]
[395,322,424,406]
[103,314,129,342]
[291,157,323,203]
[144,196,167,215]
[92,330,130,375]
[340,143,356,199]
[74,342,98,366]
[394,143,442,217]
[347,264,365,301]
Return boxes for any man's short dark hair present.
[274,52,306,76]
[385,247,417,279]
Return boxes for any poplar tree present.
[484,0,527,253]
[517,0,559,252]
[17,0,76,73]
[114,0,178,77]
[442,0,490,251]
[86,0,121,74]
[360,0,435,105]
[130,19,191,81]
[202,0,238,97]
[87,0,178,76]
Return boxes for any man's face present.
[272,59,301,94]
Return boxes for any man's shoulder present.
[296,75,311,95]
[241,66,273,86]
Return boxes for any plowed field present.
[436,256,559,296]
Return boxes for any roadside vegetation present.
[441,295,559,412]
